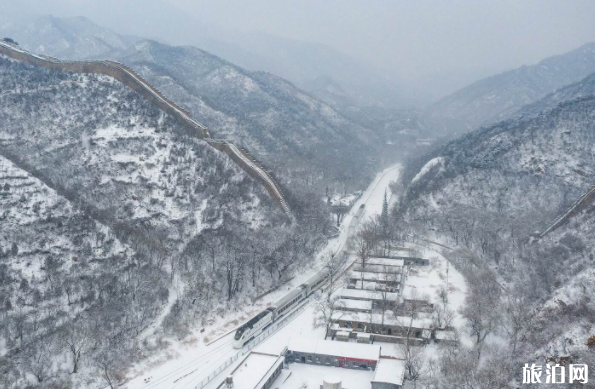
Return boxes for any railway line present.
[123,164,402,389]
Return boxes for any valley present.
[1,5,595,389]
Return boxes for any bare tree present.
[460,269,501,360]
[312,292,346,340]
[21,336,56,383]
[498,285,533,356]
[350,233,370,290]
[396,343,425,388]
[61,319,96,374]
[324,251,347,301]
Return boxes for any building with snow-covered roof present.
[338,288,400,304]
[285,337,381,370]
[330,311,432,345]
[214,351,284,389]
[366,258,404,268]
[353,263,403,274]
[350,271,397,283]
[336,298,372,313]
[349,280,400,293]
[371,359,405,389]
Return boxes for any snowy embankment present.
[123,164,402,389]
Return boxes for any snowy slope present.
[0,53,323,389]
[397,83,595,385]
[425,42,595,136]
[112,40,382,191]
[2,15,139,60]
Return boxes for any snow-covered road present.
[124,164,403,389]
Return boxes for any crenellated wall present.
[539,184,595,238]
[0,40,291,217]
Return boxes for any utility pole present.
[446,260,449,295]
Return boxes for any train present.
[233,268,330,348]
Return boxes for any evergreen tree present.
[381,189,389,227]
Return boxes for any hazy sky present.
[172,0,595,77]
[4,0,595,83]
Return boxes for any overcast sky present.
[173,0,595,77]
[5,0,595,82]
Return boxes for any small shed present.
[356,333,371,344]
[336,331,350,342]
[371,359,405,389]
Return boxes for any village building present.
[285,337,381,370]
[214,351,285,389]
[330,311,433,345]
[336,298,373,313]
[371,359,406,389]
[338,289,400,306]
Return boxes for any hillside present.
[513,71,595,120]
[395,93,595,384]
[112,40,383,190]
[4,15,429,197]
[0,53,326,388]
[2,15,139,60]
[425,42,595,137]
[399,95,595,236]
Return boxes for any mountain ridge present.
[425,41,595,137]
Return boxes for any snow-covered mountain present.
[4,15,416,195]
[2,15,139,60]
[200,31,412,109]
[112,39,383,191]
[0,53,327,388]
[425,42,595,137]
[513,71,595,121]
[396,87,595,380]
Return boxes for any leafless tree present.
[61,319,96,374]
[460,269,502,360]
[21,335,56,383]
[312,292,346,340]
[324,251,348,301]
[396,343,425,388]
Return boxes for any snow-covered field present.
[123,164,403,389]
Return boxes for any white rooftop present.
[337,298,372,311]
[279,362,374,389]
[332,311,433,330]
[372,359,405,386]
[338,288,400,302]
[350,271,401,281]
[366,257,404,267]
[287,337,381,362]
[225,352,282,389]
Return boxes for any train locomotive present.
[232,268,330,348]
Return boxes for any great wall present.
[0,40,290,217]
[538,184,595,239]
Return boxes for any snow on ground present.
[400,244,468,333]
[411,157,444,183]
[321,164,403,259]
[124,164,402,389]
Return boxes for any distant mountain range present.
[2,15,139,60]
[425,42,595,137]
[2,15,427,194]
